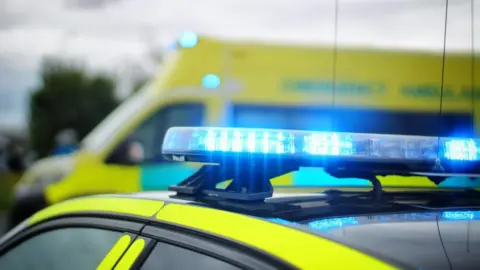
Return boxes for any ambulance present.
[9,33,480,226]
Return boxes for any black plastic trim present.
[0,216,144,256]
[142,221,297,270]
[28,212,155,228]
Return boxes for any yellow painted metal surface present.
[29,197,164,225]
[377,175,437,187]
[45,151,141,204]
[114,238,146,270]
[156,203,396,269]
[166,37,479,112]
[97,235,132,270]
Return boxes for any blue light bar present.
[162,127,480,162]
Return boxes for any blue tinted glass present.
[0,228,122,270]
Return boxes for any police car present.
[0,127,479,270]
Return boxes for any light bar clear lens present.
[443,139,479,161]
[162,127,480,161]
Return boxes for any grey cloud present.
[0,0,478,133]
[0,60,37,129]
[63,0,127,10]
[1,0,473,48]
[0,13,26,29]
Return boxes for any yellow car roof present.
[23,194,400,269]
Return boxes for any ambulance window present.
[233,105,474,137]
[141,241,240,270]
[130,103,204,162]
[0,227,123,270]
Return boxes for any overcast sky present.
[0,0,478,131]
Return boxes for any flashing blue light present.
[178,31,198,48]
[308,217,358,231]
[202,74,220,89]
[303,133,354,155]
[162,127,480,162]
[444,139,478,161]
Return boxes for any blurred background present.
[0,0,479,233]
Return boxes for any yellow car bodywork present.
[20,195,395,270]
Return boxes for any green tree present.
[29,58,119,157]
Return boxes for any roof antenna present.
[470,0,477,138]
[330,0,339,132]
[433,0,450,173]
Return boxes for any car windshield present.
[81,87,153,152]
[233,105,475,137]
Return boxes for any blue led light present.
[187,129,296,154]
[165,128,436,158]
[303,133,354,155]
[442,211,477,220]
[162,127,480,163]
[178,31,198,48]
[443,139,478,161]
[202,74,220,89]
[308,217,358,231]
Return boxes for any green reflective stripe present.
[115,238,146,270]
[97,235,132,270]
